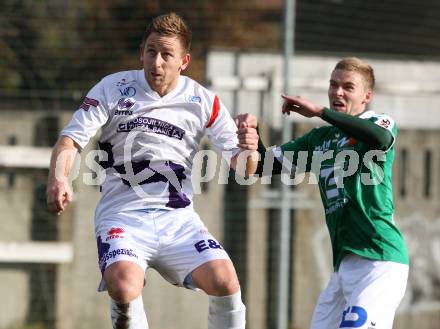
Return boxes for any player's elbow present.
[56,135,81,151]
[371,131,393,151]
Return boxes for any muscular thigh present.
[95,211,158,291]
[191,259,240,296]
[150,208,231,289]
[104,261,145,291]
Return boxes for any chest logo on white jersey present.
[116,78,135,86]
[117,116,185,140]
[117,97,135,111]
[186,95,201,103]
[119,87,136,97]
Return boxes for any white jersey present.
[61,70,239,222]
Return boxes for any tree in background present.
[0,0,282,110]
[1,0,439,110]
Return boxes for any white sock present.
[208,290,246,329]
[110,295,148,329]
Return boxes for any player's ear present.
[180,53,191,71]
[139,44,145,62]
[363,89,373,105]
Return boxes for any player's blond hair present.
[334,57,375,90]
[142,12,192,53]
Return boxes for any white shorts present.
[311,254,409,329]
[95,208,230,291]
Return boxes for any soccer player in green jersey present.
[249,57,409,329]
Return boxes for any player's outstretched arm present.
[46,136,80,215]
[281,95,324,118]
[282,95,393,150]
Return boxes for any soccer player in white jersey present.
[246,57,409,329]
[46,12,258,329]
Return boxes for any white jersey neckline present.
[136,70,185,102]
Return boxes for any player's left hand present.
[281,95,325,118]
[46,178,73,215]
[234,113,259,150]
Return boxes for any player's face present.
[328,69,372,116]
[140,32,190,96]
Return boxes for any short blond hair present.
[142,12,192,53]
[334,57,375,90]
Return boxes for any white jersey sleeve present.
[61,79,109,149]
[203,92,240,156]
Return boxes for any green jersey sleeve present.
[321,108,394,151]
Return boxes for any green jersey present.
[280,110,409,270]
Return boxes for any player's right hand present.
[234,113,258,129]
[46,179,73,215]
[234,113,259,150]
[281,95,324,118]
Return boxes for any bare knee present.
[107,279,140,304]
[192,260,240,296]
[212,276,240,296]
[209,267,240,296]
[104,261,144,303]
